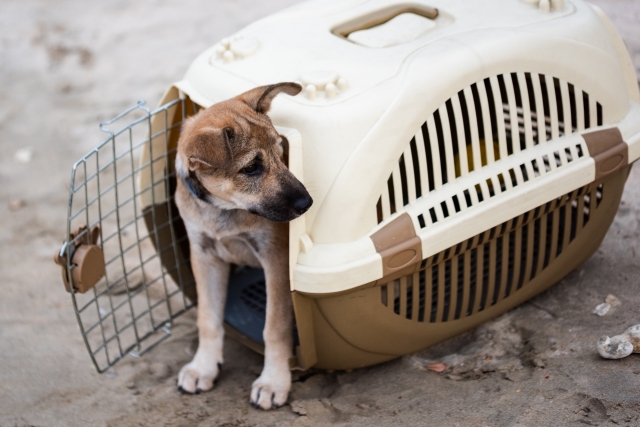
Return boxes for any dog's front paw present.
[177,357,222,395]
[250,369,291,410]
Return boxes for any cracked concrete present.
[1,0,639,426]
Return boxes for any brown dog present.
[174,83,311,410]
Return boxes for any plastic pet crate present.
[56,0,640,372]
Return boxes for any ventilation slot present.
[377,72,604,223]
[380,183,602,322]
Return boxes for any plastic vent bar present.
[377,72,603,224]
[380,182,604,322]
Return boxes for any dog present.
[173,82,312,410]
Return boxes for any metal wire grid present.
[63,98,199,373]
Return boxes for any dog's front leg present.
[178,246,229,394]
[250,255,293,410]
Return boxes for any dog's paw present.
[250,369,291,410]
[177,358,222,395]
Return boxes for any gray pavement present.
[1,1,639,426]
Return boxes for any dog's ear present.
[185,127,234,171]
[188,156,214,171]
[237,82,302,114]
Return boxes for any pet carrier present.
[56,0,640,372]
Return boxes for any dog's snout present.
[293,194,313,215]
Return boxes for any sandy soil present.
[1,1,639,426]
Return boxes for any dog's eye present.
[240,163,261,176]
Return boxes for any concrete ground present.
[1,1,639,426]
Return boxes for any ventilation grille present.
[239,281,267,316]
[377,72,603,224]
[380,183,603,322]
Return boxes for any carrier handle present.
[332,3,439,38]
[99,100,150,135]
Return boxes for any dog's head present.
[176,82,312,222]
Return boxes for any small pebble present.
[605,294,621,307]
[593,302,610,317]
[8,199,25,211]
[444,374,463,381]
[597,324,640,359]
[14,147,33,163]
[426,362,447,373]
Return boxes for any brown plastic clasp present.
[54,225,106,294]
[583,127,628,185]
[371,213,423,284]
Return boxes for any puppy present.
[174,82,312,410]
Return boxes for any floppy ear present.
[187,156,214,171]
[185,127,234,171]
[237,82,302,114]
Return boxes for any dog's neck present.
[176,157,265,236]
[183,169,211,203]
[176,156,217,205]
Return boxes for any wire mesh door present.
[59,98,199,373]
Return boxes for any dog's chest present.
[199,232,261,267]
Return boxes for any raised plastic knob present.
[223,50,235,63]
[230,37,259,58]
[551,0,563,10]
[215,44,226,58]
[300,70,339,90]
[539,0,551,12]
[325,83,337,99]
[305,84,317,100]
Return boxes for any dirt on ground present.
[1,1,640,426]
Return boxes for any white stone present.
[597,324,640,359]
[593,302,610,317]
[14,147,33,163]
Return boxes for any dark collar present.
[182,170,212,203]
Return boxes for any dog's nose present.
[293,195,313,215]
